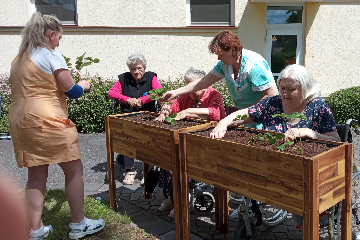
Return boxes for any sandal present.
[123,171,137,185]
[158,198,173,211]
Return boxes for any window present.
[186,0,234,26]
[32,0,77,25]
[265,5,304,77]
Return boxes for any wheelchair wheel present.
[352,171,360,235]
[234,220,257,240]
[193,192,215,214]
[229,192,243,203]
[257,202,287,227]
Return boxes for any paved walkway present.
[1,132,360,239]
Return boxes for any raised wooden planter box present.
[179,126,353,240]
[105,111,215,240]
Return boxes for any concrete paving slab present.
[129,210,175,236]
[157,229,203,240]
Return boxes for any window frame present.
[30,0,78,26]
[265,3,305,77]
[186,0,235,27]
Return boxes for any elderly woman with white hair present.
[156,67,226,217]
[211,64,340,142]
[156,67,226,122]
[108,53,162,185]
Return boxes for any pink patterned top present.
[169,87,226,121]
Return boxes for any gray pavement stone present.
[129,210,175,236]
[157,229,203,240]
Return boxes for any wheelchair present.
[233,119,360,240]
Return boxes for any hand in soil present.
[284,127,316,141]
[210,122,227,138]
[174,110,187,120]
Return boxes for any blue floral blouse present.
[248,95,337,134]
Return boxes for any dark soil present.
[195,128,338,157]
[117,112,205,130]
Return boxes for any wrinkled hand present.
[159,90,178,103]
[210,122,228,138]
[127,98,138,107]
[133,98,142,108]
[77,80,91,91]
[284,127,316,141]
[155,107,171,122]
[174,110,187,120]
[155,113,166,122]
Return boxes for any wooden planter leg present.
[143,162,152,199]
[105,116,117,210]
[303,158,319,240]
[214,187,229,233]
[341,144,353,240]
[173,133,190,240]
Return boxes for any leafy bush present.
[0,73,10,132]
[67,75,118,133]
[325,86,360,124]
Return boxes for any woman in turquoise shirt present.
[160,30,278,128]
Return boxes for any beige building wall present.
[305,2,360,96]
[0,0,359,96]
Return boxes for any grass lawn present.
[41,189,158,240]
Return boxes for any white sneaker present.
[30,225,53,240]
[229,207,240,220]
[69,217,105,239]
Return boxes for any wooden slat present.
[186,133,305,187]
[112,135,172,170]
[214,187,229,233]
[303,158,319,240]
[105,116,117,210]
[317,144,346,169]
[341,143,353,240]
[109,117,172,150]
[174,132,190,240]
[187,166,304,215]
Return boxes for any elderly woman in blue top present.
[160,30,278,128]
[211,64,340,142]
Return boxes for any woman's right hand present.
[77,80,91,91]
[155,113,166,122]
[159,90,178,103]
[210,121,228,138]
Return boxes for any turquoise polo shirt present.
[211,48,276,128]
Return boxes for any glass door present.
[266,29,303,77]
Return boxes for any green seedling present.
[272,112,307,154]
[148,89,177,125]
[165,113,177,125]
[247,133,265,144]
[233,114,247,122]
[276,139,295,151]
[264,132,285,145]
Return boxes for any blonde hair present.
[19,12,62,56]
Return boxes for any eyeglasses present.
[130,67,144,72]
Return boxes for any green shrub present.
[0,73,10,133]
[325,86,360,124]
[67,75,118,133]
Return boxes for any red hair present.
[209,30,244,57]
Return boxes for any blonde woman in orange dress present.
[8,12,104,240]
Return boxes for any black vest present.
[118,71,157,113]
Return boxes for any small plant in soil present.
[148,89,177,125]
[272,112,307,154]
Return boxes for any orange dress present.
[8,53,81,168]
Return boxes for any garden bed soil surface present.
[195,128,337,158]
[117,112,205,130]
